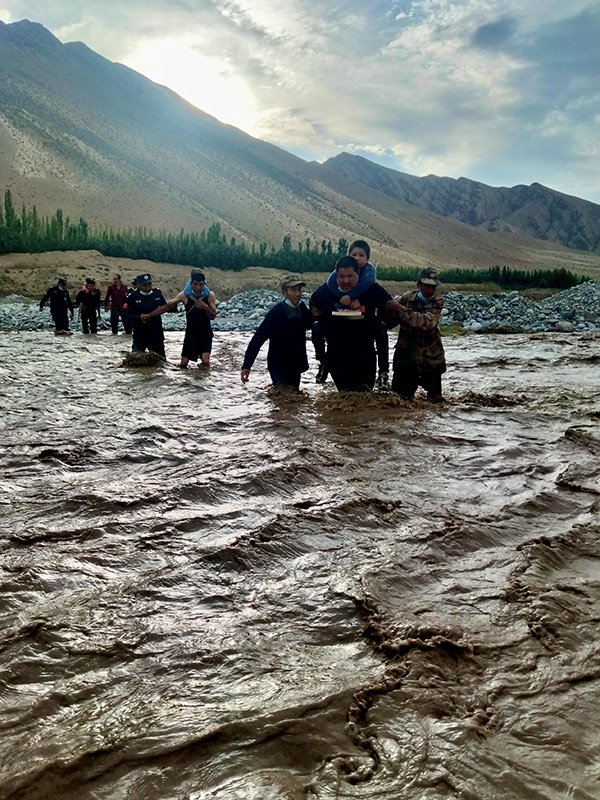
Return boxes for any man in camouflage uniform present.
[384,267,446,400]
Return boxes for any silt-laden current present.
[0,330,599,799]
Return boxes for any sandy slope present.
[0,250,330,302]
[0,250,422,302]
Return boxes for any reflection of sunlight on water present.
[0,330,599,799]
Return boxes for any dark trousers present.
[269,370,301,389]
[331,368,376,392]
[81,309,98,334]
[392,366,442,399]
[132,328,166,358]
[375,322,389,373]
[111,310,132,334]
[312,320,326,363]
[314,320,389,374]
[51,309,69,331]
[330,349,376,392]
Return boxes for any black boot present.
[316,363,329,384]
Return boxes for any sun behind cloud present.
[123,36,256,129]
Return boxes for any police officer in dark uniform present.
[122,273,168,358]
[39,277,74,334]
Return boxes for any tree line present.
[0,188,589,289]
[377,264,585,290]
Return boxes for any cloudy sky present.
[2,0,599,203]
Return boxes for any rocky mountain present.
[322,153,600,254]
[1,19,600,274]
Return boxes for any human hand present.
[241,369,250,383]
[349,299,361,310]
[340,295,352,307]
[386,299,402,312]
[140,313,149,323]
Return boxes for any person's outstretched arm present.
[240,308,276,382]
[145,291,185,319]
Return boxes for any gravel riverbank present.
[2,281,600,334]
[442,280,600,333]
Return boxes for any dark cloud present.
[504,7,600,120]
[471,17,517,49]
[526,6,600,77]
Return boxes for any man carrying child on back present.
[313,240,389,388]
[142,271,216,368]
[310,257,391,392]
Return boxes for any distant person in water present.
[104,273,132,334]
[313,240,389,389]
[122,273,168,358]
[310,256,390,392]
[39,277,74,334]
[241,274,312,388]
[76,278,101,334]
[143,271,216,368]
[384,267,446,401]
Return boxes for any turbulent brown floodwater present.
[1,330,599,800]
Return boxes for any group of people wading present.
[39,239,447,400]
[40,273,132,337]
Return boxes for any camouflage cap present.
[280,273,306,291]
[418,267,441,286]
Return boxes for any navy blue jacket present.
[242,300,312,374]
[122,288,167,338]
[40,286,74,314]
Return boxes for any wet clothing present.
[108,309,132,334]
[76,289,101,334]
[375,323,389,374]
[181,295,213,361]
[392,368,442,399]
[123,288,168,357]
[310,282,391,392]
[40,285,74,331]
[104,283,131,333]
[320,265,388,374]
[312,320,388,373]
[269,369,302,389]
[384,288,446,398]
[242,300,312,386]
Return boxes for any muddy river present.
[0,330,599,799]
